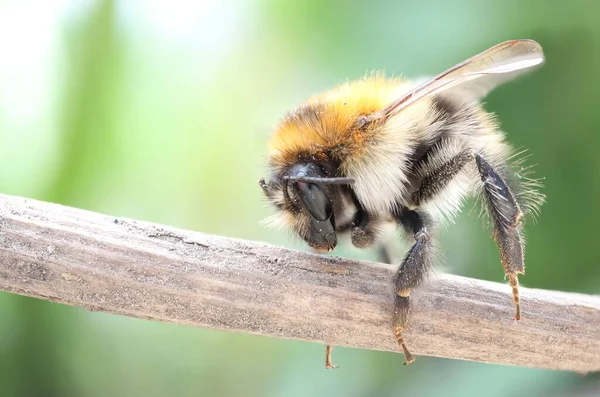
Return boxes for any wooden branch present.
[0,193,598,373]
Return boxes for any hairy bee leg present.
[394,295,414,364]
[412,151,474,206]
[325,345,337,369]
[350,208,376,249]
[476,154,525,320]
[392,210,434,365]
[318,208,381,368]
[309,247,340,369]
[348,189,381,249]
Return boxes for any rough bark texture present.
[0,193,598,372]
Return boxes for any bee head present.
[259,163,355,252]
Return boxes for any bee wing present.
[379,39,544,119]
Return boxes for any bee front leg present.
[325,345,336,369]
[347,184,388,249]
[321,207,377,369]
[392,209,435,365]
[476,154,525,320]
[350,209,375,248]
[312,243,339,369]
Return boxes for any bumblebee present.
[259,40,545,366]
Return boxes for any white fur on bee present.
[414,139,477,226]
[342,86,433,215]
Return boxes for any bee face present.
[260,163,340,252]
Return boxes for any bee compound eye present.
[295,182,332,221]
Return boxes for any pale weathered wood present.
[0,193,598,372]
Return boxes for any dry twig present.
[0,193,598,372]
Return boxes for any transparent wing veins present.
[378,39,545,120]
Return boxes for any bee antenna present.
[283,176,356,185]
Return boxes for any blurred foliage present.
[0,0,599,396]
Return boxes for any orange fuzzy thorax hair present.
[267,75,411,168]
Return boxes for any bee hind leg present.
[475,154,525,320]
[392,209,435,365]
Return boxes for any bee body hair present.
[259,39,545,364]
[266,75,529,229]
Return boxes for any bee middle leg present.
[475,154,525,320]
[321,198,385,369]
[392,209,434,365]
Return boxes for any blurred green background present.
[0,0,599,396]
